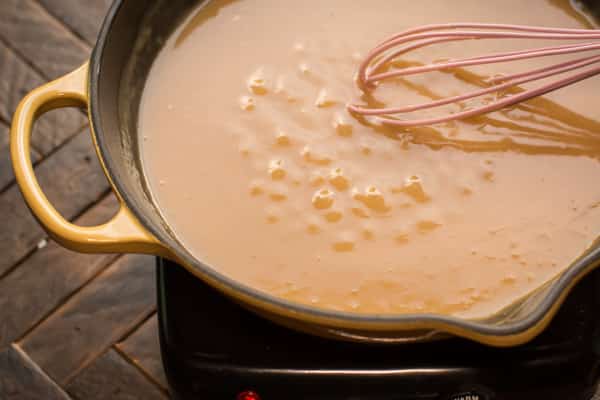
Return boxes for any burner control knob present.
[448,388,490,400]
[237,390,261,400]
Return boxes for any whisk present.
[348,23,600,127]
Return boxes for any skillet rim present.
[88,0,600,344]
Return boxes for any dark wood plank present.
[0,128,110,277]
[0,121,38,193]
[0,40,86,156]
[20,254,156,384]
[0,195,119,349]
[66,349,167,400]
[116,314,168,390]
[1,121,17,192]
[36,0,112,45]
[0,0,90,80]
[0,122,7,148]
[0,344,71,400]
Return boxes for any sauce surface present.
[140,0,600,318]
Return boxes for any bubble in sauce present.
[238,135,257,156]
[268,181,289,202]
[239,146,251,157]
[239,95,255,111]
[315,88,337,108]
[332,232,356,253]
[333,241,355,252]
[266,214,279,224]
[298,62,311,75]
[333,112,353,137]
[275,131,291,147]
[482,170,495,182]
[328,167,349,190]
[265,206,282,224]
[249,180,265,196]
[301,145,332,165]
[358,137,376,156]
[394,233,410,245]
[247,69,268,95]
[353,186,390,213]
[351,207,369,219]
[392,175,430,203]
[412,300,427,312]
[312,188,335,210]
[269,192,288,202]
[309,171,326,187]
[460,186,473,196]
[289,172,303,187]
[416,220,442,233]
[273,74,301,103]
[362,228,375,240]
[325,210,343,223]
[268,159,287,180]
[307,218,322,235]
[480,161,495,182]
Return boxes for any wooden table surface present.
[1,1,600,399]
[0,1,168,399]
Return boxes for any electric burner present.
[157,258,600,400]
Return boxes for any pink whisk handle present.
[349,23,600,128]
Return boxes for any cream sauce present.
[140,0,600,318]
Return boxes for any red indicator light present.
[237,390,261,400]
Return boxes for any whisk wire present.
[361,25,600,82]
[348,54,600,117]
[351,23,600,127]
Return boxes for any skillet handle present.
[10,62,166,255]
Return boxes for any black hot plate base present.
[157,258,600,400]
